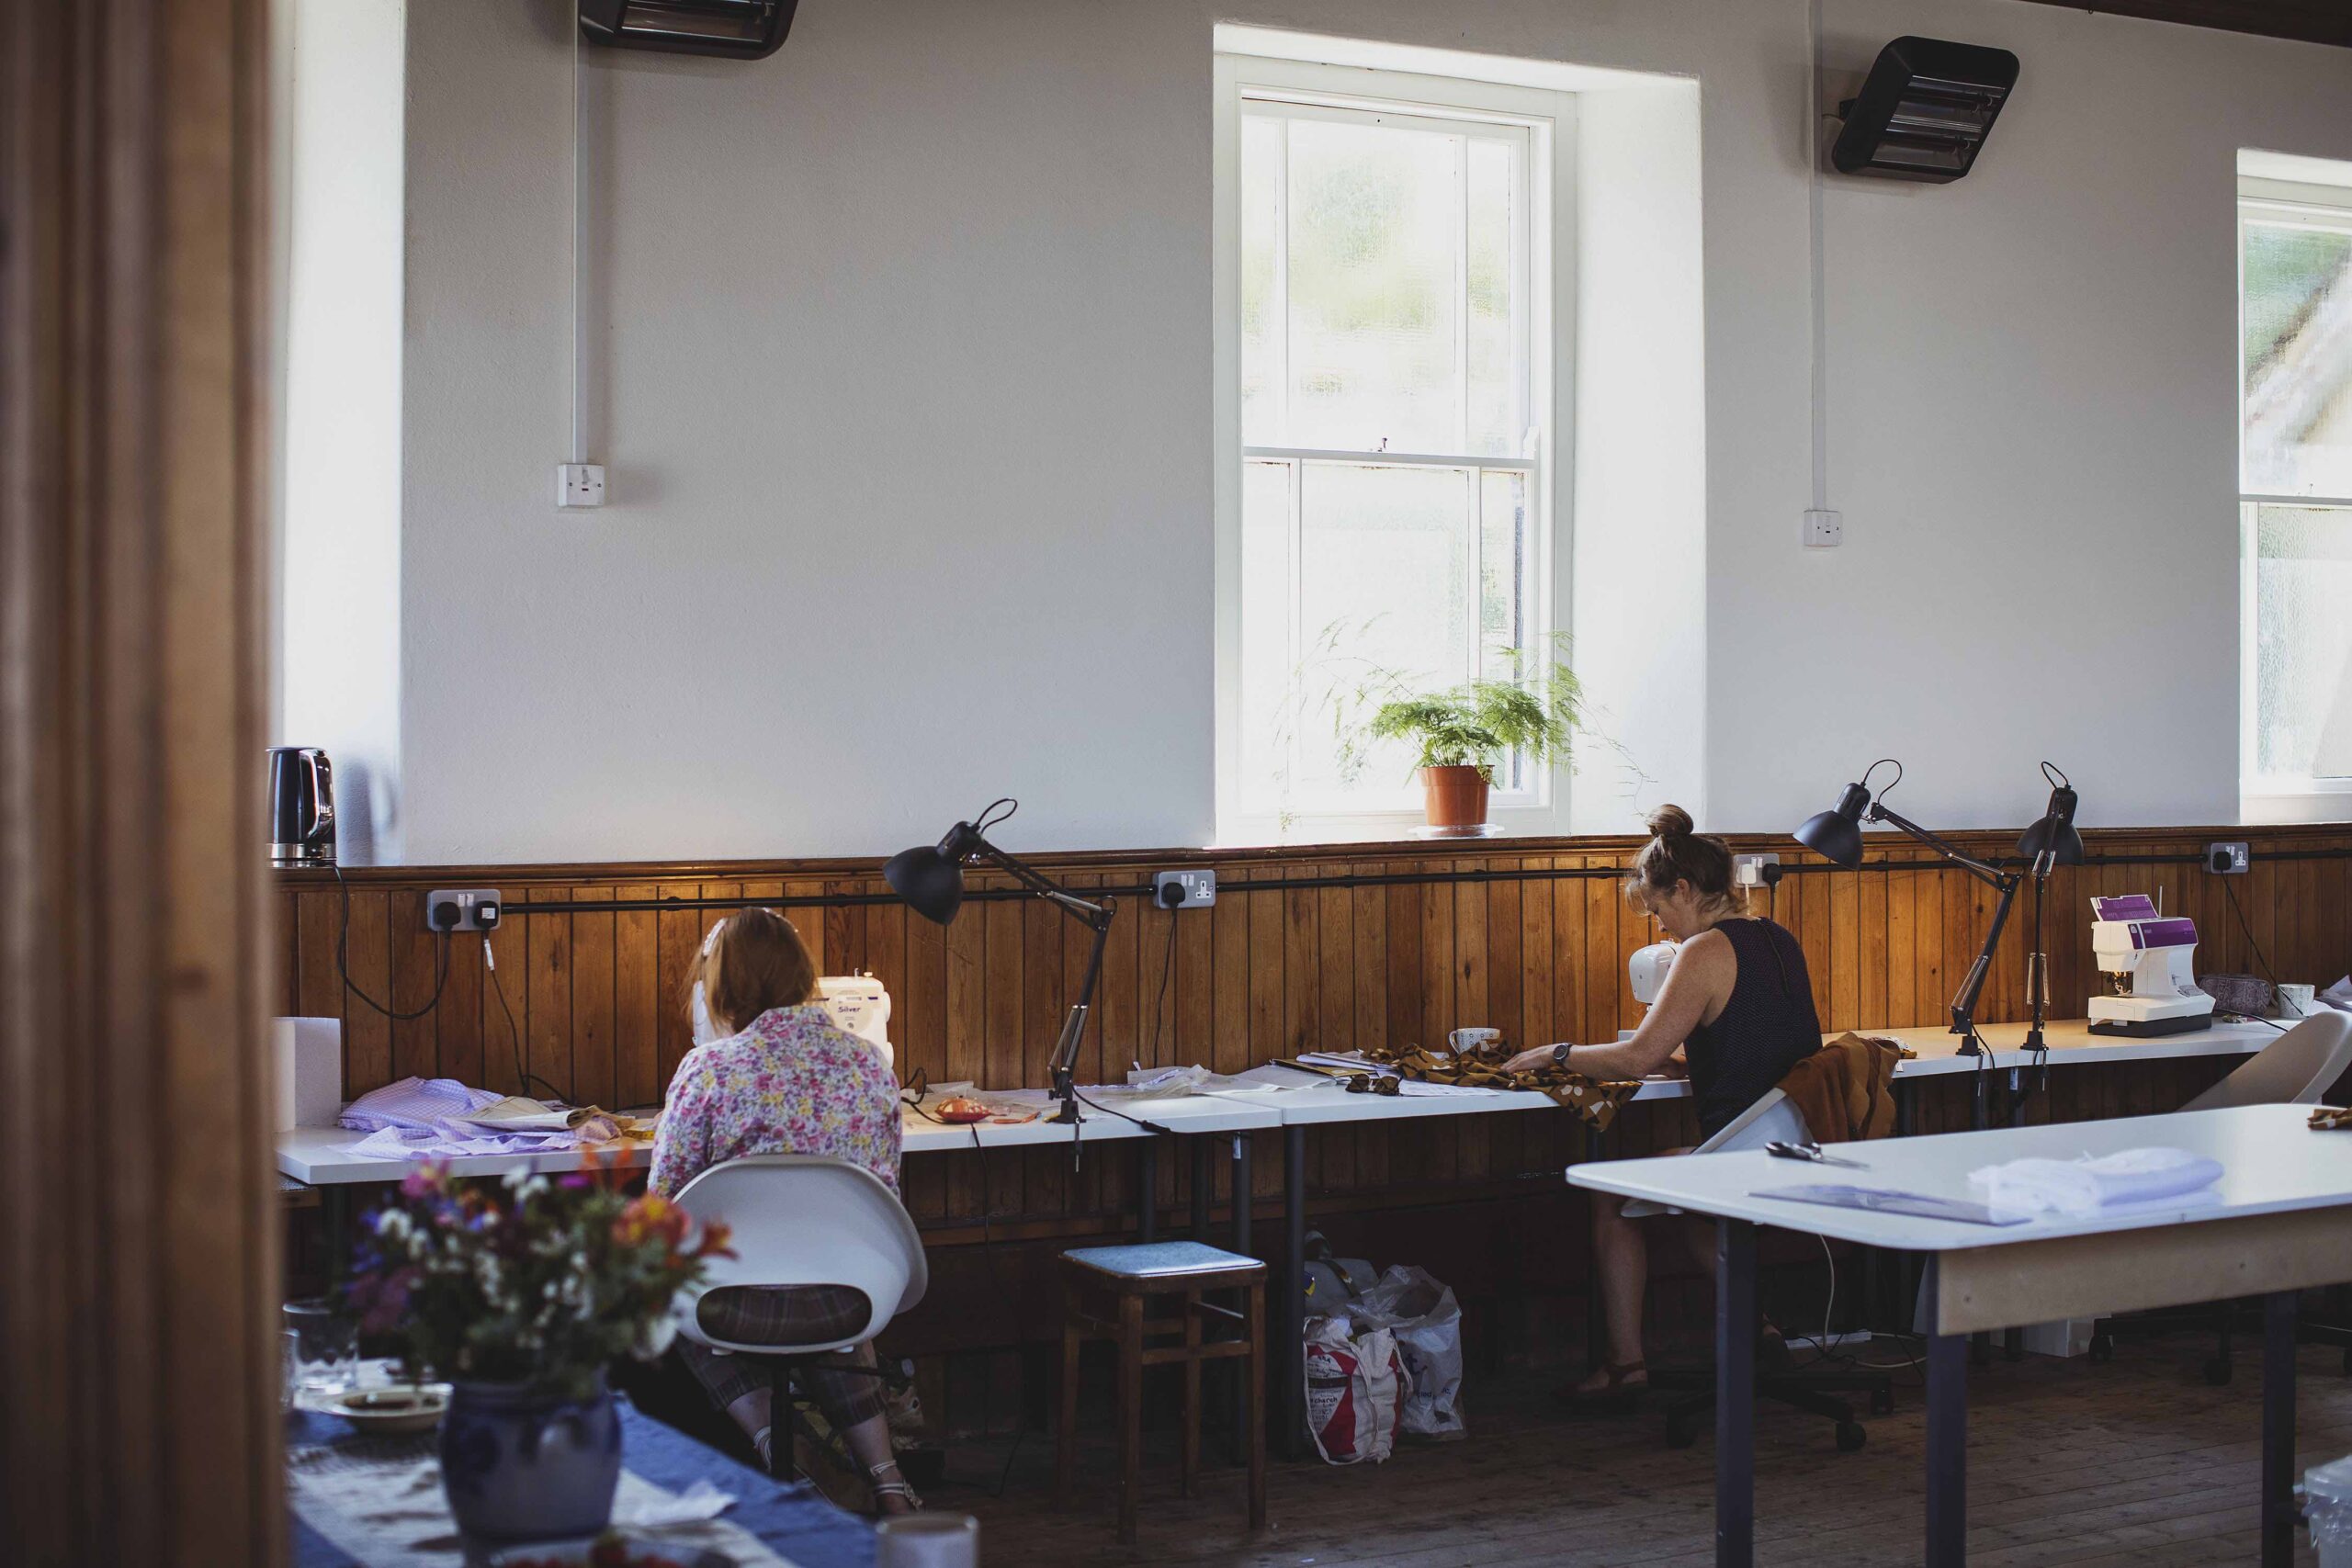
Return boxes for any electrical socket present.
[1733,852,1781,888]
[1804,509,1843,548]
[425,888,504,931]
[556,463,605,509]
[2204,841,2251,875]
[1153,869,1217,909]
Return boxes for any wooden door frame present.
[1,1,283,1562]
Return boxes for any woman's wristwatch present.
[1553,1043,1573,1071]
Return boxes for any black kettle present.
[267,746,335,868]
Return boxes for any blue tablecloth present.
[288,1397,875,1568]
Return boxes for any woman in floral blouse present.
[650,908,919,1514]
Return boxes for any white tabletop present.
[277,1090,1283,1184]
[278,1019,2282,1182]
[1567,1102,2352,1252]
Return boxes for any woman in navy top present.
[1504,805,1821,1404]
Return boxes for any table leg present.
[1716,1217,1756,1568]
[1233,1133,1254,1464]
[2262,1289,2298,1568]
[1192,1137,1212,1237]
[1585,1121,1608,1374]
[1281,1124,1306,1461]
[1925,1289,1968,1568]
[1136,1139,1158,1245]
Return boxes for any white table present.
[280,1089,1284,1265]
[1227,1018,2280,1461]
[1569,1103,2352,1567]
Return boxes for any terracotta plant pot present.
[1419,765,1491,829]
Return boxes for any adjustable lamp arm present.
[949,829,1115,1122]
[1868,803,2011,889]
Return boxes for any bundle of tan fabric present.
[1361,1040,1644,1130]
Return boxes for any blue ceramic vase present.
[438,1371,622,1548]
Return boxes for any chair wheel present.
[2088,1334,2114,1364]
[1665,1413,1699,1449]
[1836,1421,1866,1452]
[2203,1356,2233,1386]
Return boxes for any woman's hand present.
[1504,1044,1558,1077]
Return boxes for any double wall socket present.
[2204,842,2252,874]
[426,888,504,931]
[1733,852,1781,888]
[1154,870,1217,908]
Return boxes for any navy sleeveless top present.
[1684,918,1821,1138]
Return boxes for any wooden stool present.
[1056,1241,1268,1544]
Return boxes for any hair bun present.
[1645,804,1696,840]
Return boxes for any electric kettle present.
[267,746,336,867]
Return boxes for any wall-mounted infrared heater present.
[579,0,797,60]
[1831,37,2018,183]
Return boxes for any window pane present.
[2253,503,2352,780]
[1238,460,1296,802]
[1291,463,1473,797]
[1479,469,1532,791]
[1239,112,1282,446]
[2244,218,2352,497]
[1466,137,1524,458]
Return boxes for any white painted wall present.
[280,0,405,861]
[377,0,2352,864]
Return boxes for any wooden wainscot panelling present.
[279,824,2352,1213]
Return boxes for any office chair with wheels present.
[2087,1010,2352,1382]
[669,1155,930,1478]
[1624,1089,1893,1452]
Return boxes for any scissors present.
[1765,1139,1866,1168]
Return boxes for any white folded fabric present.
[1967,1146,2223,1217]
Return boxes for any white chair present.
[1620,1088,1810,1218]
[2181,1010,2352,1111]
[1607,1089,1889,1450]
[669,1155,929,1472]
[2094,1010,2352,1382]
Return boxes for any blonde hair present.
[684,907,820,1037]
[1625,804,1747,919]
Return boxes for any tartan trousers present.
[675,1283,886,1429]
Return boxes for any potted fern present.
[1337,646,1585,833]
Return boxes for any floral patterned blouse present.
[648,1004,902,1199]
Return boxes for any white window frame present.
[2237,174,2352,821]
[1212,51,1576,845]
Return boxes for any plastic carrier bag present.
[1352,1265,1467,1438]
[1303,1315,1402,1465]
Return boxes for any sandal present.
[868,1460,923,1516]
[1553,1359,1648,1412]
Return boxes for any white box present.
[2019,1318,2095,1358]
[273,1016,343,1130]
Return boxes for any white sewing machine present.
[2087,894,2214,1037]
[1616,940,1679,1041]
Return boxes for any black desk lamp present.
[1795,760,2073,1061]
[885,799,1114,1125]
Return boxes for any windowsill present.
[1211,806,1569,851]
[2240,786,2352,826]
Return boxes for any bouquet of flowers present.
[347,1158,732,1400]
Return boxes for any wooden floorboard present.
[934,1331,2347,1565]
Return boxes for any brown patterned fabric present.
[1774,1032,1913,1144]
[2312,1105,2352,1130]
[1361,1041,1643,1131]
[677,1283,884,1427]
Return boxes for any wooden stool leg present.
[1181,1287,1202,1499]
[1118,1290,1145,1545]
[1246,1280,1267,1529]
[1056,1284,1080,1511]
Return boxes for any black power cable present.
[484,934,571,1104]
[332,862,453,1021]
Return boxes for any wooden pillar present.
[1,0,282,1563]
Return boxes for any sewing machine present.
[2087,894,2214,1037]
[1616,940,1679,1041]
